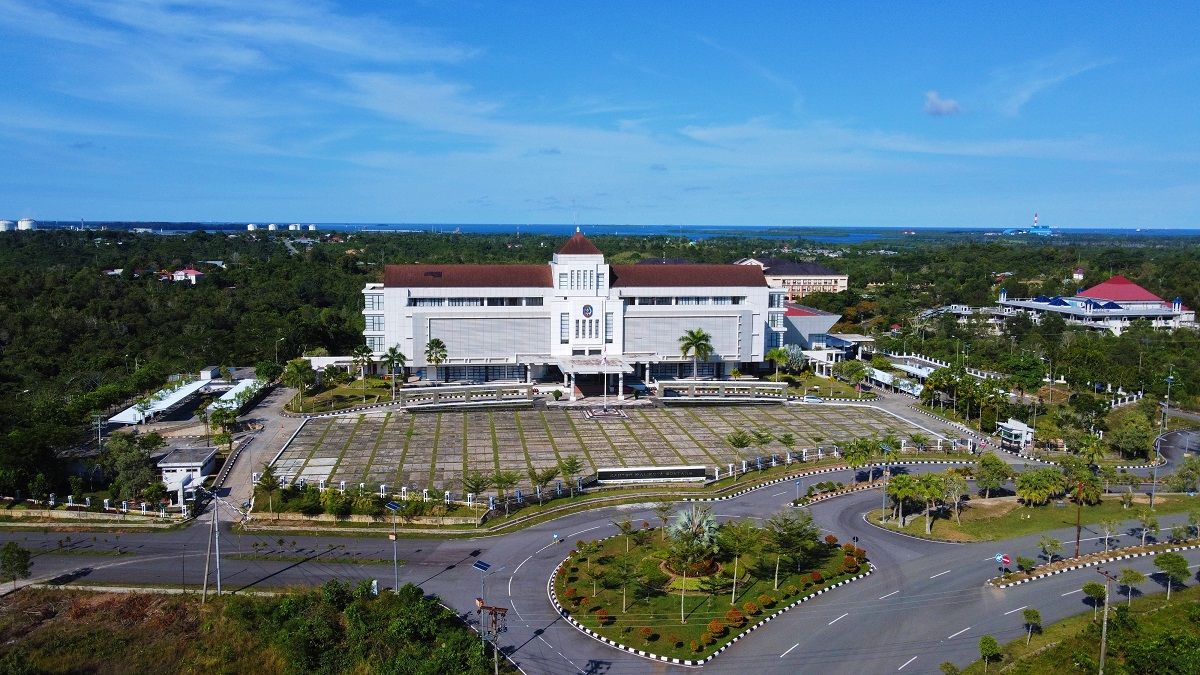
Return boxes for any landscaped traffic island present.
[551,505,868,661]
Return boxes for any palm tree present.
[908,432,931,452]
[425,338,448,383]
[491,470,520,516]
[382,345,407,401]
[461,471,493,510]
[916,473,943,534]
[765,347,789,380]
[559,455,584,497]
[282,359,315,412]
[1079,434,1105,467]
[350,344,374,404]
[678,328,714,379]
[887,473,919,525]
[942,472,968,525]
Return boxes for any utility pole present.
[1151,368,1173,510]
[1074,481,1084,559]
[202,505,213,602]
[214,507,222,596]
[1097,568,1117,674]
[475,599,508,675]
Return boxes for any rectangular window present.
[559,272,568,289]
[525,297,543,306]
[364,294,384,310]
[448,297,482,307]
[605,313,613,343]
[365,315,385,331]
[575,319,580,339]
[769,293,785,308]
[560,313,569,344]
[366,336,385,352]
[597,272,605,289]
[410,298,446,307]
[486,297,504,306]
[768,312,784,329]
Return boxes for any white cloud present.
[989,50,1116,116]
[923,90,961,116]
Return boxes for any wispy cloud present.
[695,34,803,112]
[923,90,961,116]
[990,50,1116,116]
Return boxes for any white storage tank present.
[0,220,13,232]
[288,223,300,231]
[16,218,36,231]
[246,223,258,231]
[308,224,318,231]
[267,223,277,231]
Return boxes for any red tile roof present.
[610,264,767,288]
[383,264,552,288]
[557,231,602,255]
[1077,275,1163,302]
[785,303,836,317]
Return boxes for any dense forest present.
[1,229,1197,498]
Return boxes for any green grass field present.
[869,493,1200,543]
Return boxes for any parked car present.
[801,394,824,403]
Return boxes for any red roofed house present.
[171,268,204,285]
[997,275,1194,335]
[362,229,794,394]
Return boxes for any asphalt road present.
[5,454,1198,675]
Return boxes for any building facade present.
[997,275,1194,335]
[363,231,787,386]
[734,257,848,299]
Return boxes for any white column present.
[617,372,625,400]
[569,373,577,401]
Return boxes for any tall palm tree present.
[282,359,315,412]
[765,347,789,380]
[887,473,919,525]
[382,345,408,401]
[425,338,448,383]
[678,328,714,379]
[350,344,374,404]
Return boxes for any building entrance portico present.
[554,355,634,402]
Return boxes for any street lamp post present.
[275,337,286,365]
[1151,369,1174,510]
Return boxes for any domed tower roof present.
[556,228,602,255]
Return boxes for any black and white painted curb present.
[546,544,874,667]
[685,460,974,504]
[993,441,1162,471]
[993,542,1200,588]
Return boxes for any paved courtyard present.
[270,404,924,492]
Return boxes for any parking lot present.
[270,404,923,492]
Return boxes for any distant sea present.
[27,221,1200,245]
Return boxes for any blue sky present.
[1,1,1197,228]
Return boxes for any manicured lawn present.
[958,579,1200,674]
[553,530,866,660]
[869,493,1200,543]
[288,378,395,412]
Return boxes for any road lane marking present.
[878,590,900,599]
[771,491,788,497]
[1004,605,1028,615]
[828,613,849,625]
[898,656,918,670]
[947,627,971,639]
[567,525,604,538]
[781,643,799,658]
[1062,589,1083,596]
[930,569,951,578]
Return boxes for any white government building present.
[362,230,797,393]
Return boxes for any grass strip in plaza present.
[359,412,391,482]
[392,413,416,487]
[867,493,1200,543]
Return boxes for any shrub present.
[551,389,563,401]
[1016,555,1036,573]
[730,368,742,378]
[824,534,839,546]
[638,626,653,642]
[563,587,577,601]
[758,593,775,608]
[707,618,725,637]
[842,543,856,555]
[578,596,591,609]
[843,556,860,573]
[853,547,867,561]
[690,639,703,653]
[811,571,823,584]
[743,601,760,616]
[725,608,745,627]
[700,631,715,646]
[595,609,610,625]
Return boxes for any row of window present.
[625,296,746,306]
[768,312,785,329]
[768,293,787,308]
[560,312,614,343]
[407,297,544,307]
[365,294,384,310]
[558,269,605,291]
[365,315,384,331]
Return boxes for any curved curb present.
[686,460,975,504]
[993,542,1200,588]
[546,548,874,667]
